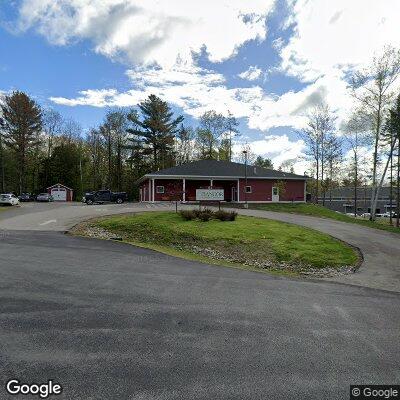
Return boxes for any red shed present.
[47,183,74,201]
[136,159,308,204]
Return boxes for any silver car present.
[36,193,54,202]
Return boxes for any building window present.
[272,187,279,196]
[245,186,252,193]
[156,186,165,194]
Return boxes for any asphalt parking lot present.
[0,202,399,399]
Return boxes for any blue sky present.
[1,0,399,171]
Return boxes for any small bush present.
[180,210,195,221]
[214,210,238,221]
[214,210,230,221]
[192,209,202,219]
[227,211,238,221]
[198,208,213,222]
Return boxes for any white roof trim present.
[142,174,308,181]
[46,183,73,190]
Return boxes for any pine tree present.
[1,91,42,194]
[127,95,183,170]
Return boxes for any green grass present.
[94,211,358,271]
[247,203,400,234]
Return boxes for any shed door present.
[51,188,67,201]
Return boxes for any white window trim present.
[156,185,165,194]
[245,186,252,193]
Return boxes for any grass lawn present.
[246,203,400,234]
[92,211,359,275]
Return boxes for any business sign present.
[196,189,224,201]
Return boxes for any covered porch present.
[147,178,240,202]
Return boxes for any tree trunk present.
[397,140,400,227]
[354,152,358,218]
[0,133,5,193]
[389,135,393,225]
[370,98,382,220]
[315,158,319,204]
[108,132,112,188]
[371,138,398,216]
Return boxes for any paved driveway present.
[0,230,399,400]
[1,202,399,292]
[225,208,400,293]
[0,202,175,231]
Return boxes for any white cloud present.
[22,0,400,177]
[232,134,307,174]
[238,66,263,81]
[18,0,275,68]
[50,88,119,107]
[280,0,400,81]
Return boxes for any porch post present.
[148,180,151,202]
[152,179,155,202]
[237,179,240,202]
[182,178,186,202]
[210,179,213,188]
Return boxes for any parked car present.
[18,193,35,202]
[36,193,54,202]
[82,189,127,205]
[360,213,371,218]
[0,193,20,206]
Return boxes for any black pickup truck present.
[82,190,128,205]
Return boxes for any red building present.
[47,183,74,201]
[137,160,307,204]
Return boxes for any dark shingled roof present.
[140,159,307,181]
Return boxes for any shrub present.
[192,209,202,219]
[214,210,238,221]
[198,208,213,222]
[180,210,195,221]
[214,210,230,221]
[227,211,238,221]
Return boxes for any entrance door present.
[231,187,237,202]
[272,187,279,202]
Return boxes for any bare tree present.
[299,104,336,204]
[198,110,225,159]
[350,46,400,220]
[224,110,240,161]
[43,109,63,158]
[343,112,370,217]
[175,124,194,164]
[325,134,342,205]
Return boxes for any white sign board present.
[196,189,224,201]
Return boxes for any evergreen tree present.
[0,91,42,194]
[127,95,183,170]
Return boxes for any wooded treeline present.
[300,46,400,224]
[0,92,246,200]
